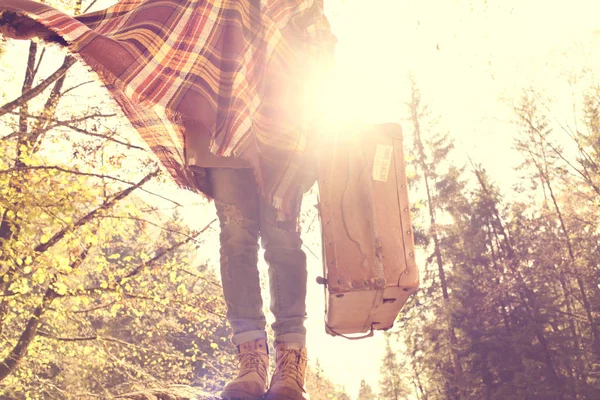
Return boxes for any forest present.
[378,77,600,399]
[1,0,600,399]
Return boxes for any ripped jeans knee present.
[215,201,247,228]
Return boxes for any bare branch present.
[34,169,159,254]
[12,110,117,123]
[0,165,150,186]
[32,47,46,79]
[3,112,144,150]
[31,70,69,138]
[0,56,76,117]
[47,113,117,123]
[74,218,216,290]
[18,41,38,138]
[48,121,144,150]
[2,164,184,209]
[519,107,600,196]
[37,330,97,341]
[182,267,222,289]
[101,214,202,243]
[61,80,95,96]
[83,0,99,13]
[69,301,117,314]
[120,220,215,281]
[135,188,183,207]
[121,293,226,319]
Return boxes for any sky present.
[3,0,600,397]
[323,0,600,193]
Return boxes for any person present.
[187,121,310,400]
[0,1,334,398]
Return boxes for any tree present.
[356,379,376,400]
[304,359,359,400]
[0,1,237,398]
[515,90,600,356]
[378,335,407,400]
[404,77,466,399]
[387,73,600,399]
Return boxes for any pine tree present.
[511,89,600,398]
[378,335,406,400]
[356,379,376,400]
[405,77,465,399]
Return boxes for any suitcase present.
[316,123,419,337]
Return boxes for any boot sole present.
[264,393,306,400]
[221,390,264,400]
[262,392,309,400]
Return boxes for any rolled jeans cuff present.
[275,333,306,347]
[231,330,267,346]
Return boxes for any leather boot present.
[264,342,309,400]
[221,338,269,400]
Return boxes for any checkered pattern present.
[0,0,335,212]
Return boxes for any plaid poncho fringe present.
[0,0,335,213]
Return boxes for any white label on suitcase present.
[372,144,393,182]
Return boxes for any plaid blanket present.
[0,0,335,214]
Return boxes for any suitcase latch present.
[316,276,327,285]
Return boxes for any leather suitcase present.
[316,123,419,337]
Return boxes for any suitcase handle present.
[325,322,375,340]
[320,274,377,340]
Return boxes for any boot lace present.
[273,349,306,388]
[239,351,267,381]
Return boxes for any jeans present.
[207,168,307,346]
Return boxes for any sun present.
[304,0,409,131]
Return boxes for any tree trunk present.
[0,284,59,381]
[545,172,600,355]
[473,168,566,399]
[411,356,427,400]
[409,81,464,399]
[0,41,38,332]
